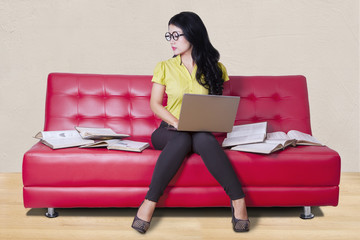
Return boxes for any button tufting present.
[272,93,281,100]
[45,73,312,142]
[248,94,256,101]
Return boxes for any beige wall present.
[0,0,358,172]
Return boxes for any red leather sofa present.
[23,73,341,218]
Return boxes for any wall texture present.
[0,0,358,172]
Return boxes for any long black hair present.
[169,12,224,95]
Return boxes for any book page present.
[75,127,129,139]
[108,140,150,152]
[231,142,283,154]
[287,130,323,146]
[43,137,94,149]
[79,139,120,148]
[36,130,94,149]
[227,122,267,138]
[37,130,82,140]
[222,133,266,147]
[76,127,116,135]
[266,131,290,140]
[265,139,296,148]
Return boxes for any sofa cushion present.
[23,143,340,188]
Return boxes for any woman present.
[131,11,249,234]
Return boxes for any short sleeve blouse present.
[152,55,229,119]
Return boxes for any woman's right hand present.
[172,120,179,130]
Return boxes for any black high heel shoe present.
[231,201,250,232]
[131,201,152,234]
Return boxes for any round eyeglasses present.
[165,32,185,41]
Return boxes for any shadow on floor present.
[26,207,324,229]
[26,206,323,219]
[26,206,323,231]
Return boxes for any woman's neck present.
[181,51,195,74]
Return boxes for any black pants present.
[145,121,245,202]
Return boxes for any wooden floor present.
[0,173,359,240]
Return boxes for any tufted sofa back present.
[44,73,311,142]
[44,73,158,142]
[224,75,312,134]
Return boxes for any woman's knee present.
[172,132,192,150]
[193,132,217,143]
[192,132,219,151]
[151,128,168,150]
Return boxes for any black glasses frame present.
[165,32,185,41]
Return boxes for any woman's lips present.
[172,47,177,51]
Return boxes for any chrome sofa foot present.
[45,208,59,218]
[300,206,314,219]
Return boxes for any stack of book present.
[35,127,150,152]
[222,122,324,154]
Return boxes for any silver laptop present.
[177,94,240,132]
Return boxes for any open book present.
[267,130,323,146]
[35,130,94,149]
[222,122,267,148]
[80,139,150,152]
[230,130,324,154]
[75,127,130,140]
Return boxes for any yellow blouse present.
[151,55,229,119]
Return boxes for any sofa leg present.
[300,206,314,219]
[45,208,59,218]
